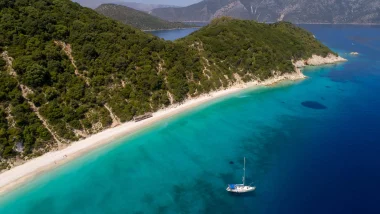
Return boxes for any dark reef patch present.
[229,161,234,165]
[301,101,327,110]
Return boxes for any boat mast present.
[243,157,246,185]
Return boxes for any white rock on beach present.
[294,53,347,68]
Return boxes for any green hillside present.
[95,4,191,31]
[0,0,333,169]
[181,17,332,79]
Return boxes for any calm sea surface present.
[1,25,380,214]
[148,28,199,41]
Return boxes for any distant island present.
[0,0,346,175]
[152,0,380,24]
[95,4,192,31]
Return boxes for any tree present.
[45,87,59,101]
[23,64,49,88]
[0,58,6,67]
[53,25,69,40]
[82,44,99,61]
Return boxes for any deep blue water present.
[1,25,380,214]
[149,28,199,41]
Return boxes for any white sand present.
[0,55,346,195]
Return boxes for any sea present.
[0,25,379,214]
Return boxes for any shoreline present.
[143,27,200,32]
[295,22,380,26]
[0,55,346,196]
[181,21,380,26]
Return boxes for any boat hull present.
[226,185,256,193]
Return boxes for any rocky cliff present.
[151,0,380,23]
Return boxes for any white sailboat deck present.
[226,157,256,193]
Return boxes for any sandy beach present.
[0,54,346,196]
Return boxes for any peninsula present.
[0,0,346,194]
[95,4,192,31]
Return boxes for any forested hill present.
[0,0,333,169]
[181,18,332,79]
[72,0,177,11]
[151,0,380,23]
[95,4,191,31]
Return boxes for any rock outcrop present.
[294,54,347,67]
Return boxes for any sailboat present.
[226,157,256,193]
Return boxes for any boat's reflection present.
[227,190,257,198]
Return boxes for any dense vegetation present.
[0,56,53,166]
[95,4,192,31]
[0,0,333,168]
[182,18,332,80]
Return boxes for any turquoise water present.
[1,25,380,213]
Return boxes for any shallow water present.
[1,25,380,214]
